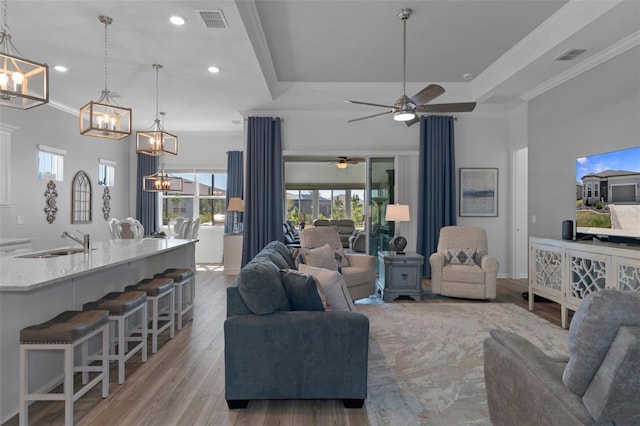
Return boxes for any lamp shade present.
[385,204,410,222]
[227,197,244,212]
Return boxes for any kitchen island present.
[0,237,196,423]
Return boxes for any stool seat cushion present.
[154,268,194,281]
[126,278,174,296]
[83,291,147,316]
[20,310,109,344]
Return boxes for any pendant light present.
[0,0,49,109]
[136,64,178,156]
[79,16,131,140]
[142,112,183,192]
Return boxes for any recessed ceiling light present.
[54,65,68,72]
[170,16,185,26]
[463,73,473,80]
[208,66,220,74]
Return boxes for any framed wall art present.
[459,168,498,217]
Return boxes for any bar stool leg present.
[19,346,28,426]
[64,345,73,426]
[170,290,175,339]
[141,303,148,362]
[176,282,184,330]
[102,325,109,397]
[117,315,126,384]
[151,297,159,354]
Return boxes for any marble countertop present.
[0,238,34,246]
[0,238,195,292]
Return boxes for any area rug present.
[356,303,569,426]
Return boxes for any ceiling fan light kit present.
[347,7,476,126]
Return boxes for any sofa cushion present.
[441,264,485,284]
[236,259,290,315]
[280,269,325,312]
[341,266,372,288]
[264,241,296,269]
[299,243,338,271]
[254,248,291,270]
[298,264,355,312]
[563,290,640,396]
[447,248,478,266]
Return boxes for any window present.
[38,145,65,181]
[159,171,227,226]
[286,188,365,228]
[98,158,116,187]
[586,182,592,198]
[594,182,599,198]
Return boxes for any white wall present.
[1,106,131,251]
[528,46,640,239]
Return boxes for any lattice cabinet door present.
[614,256,640,292]
[530,242,564,304]
[565,249,610,310]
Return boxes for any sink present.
[17,248,95,259]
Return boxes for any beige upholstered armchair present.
[429,226,498,300]
[299,227,376,301]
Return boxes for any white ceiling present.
[3,0,639,132]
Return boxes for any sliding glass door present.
[367,158,395,256]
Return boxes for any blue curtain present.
[225,151,244,234]
[416,116,457,277]
[136,154,158,234]
[242,117,283,265]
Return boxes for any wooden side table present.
[377,251,424,302]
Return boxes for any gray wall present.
[528,46,640,239]
[0,106,131,250]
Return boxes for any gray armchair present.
[484,290,640,425]
[429,226,498,299]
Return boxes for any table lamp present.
[227,197,244,233]
[385,204,410,255]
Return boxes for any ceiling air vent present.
[555,49,587,61]
[199,10,228,29]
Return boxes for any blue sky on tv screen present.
[576,146,640,182]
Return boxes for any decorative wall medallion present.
[102,187,111,220]
[44,180,58,224]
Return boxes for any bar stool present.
[154,268,195,330]
[83,291,148,384]
[19,310,110,426]
[125,278,175,353]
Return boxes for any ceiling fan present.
[333,156,364,169]
[346,8,476,127]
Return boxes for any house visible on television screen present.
[581,170,640,204]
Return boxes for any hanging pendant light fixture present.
[136,64,178,156]
[143,158,184,192]
[0,0,49,109]
[79,16,131,140]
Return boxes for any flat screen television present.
[575,145,640,245]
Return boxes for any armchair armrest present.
[480,255,499,299]
[345,252,375,270]
[429,253,446,293]
[484,330,593,425]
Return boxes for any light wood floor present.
[2,266,566,426]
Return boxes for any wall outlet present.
[16,215,25,225]
[531,214,537,224]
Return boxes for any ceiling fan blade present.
[348,110,393,123]
[410,84,445,106]
[345,100,395,109]
[416,102,477,113]
[404,116,421,127]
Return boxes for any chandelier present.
[143,161,184,193]
[0,0,48,109]
[79,16,131,140]
[136,64,178,156]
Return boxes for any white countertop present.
[0,238,195,292]
[0,238,34,246]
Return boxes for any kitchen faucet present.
[61,231,90,252]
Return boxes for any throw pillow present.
[236,259,291,315]
[280,269,325,311]
[299,243,338,271]
[298,264,355,312]
[447,248,477,266]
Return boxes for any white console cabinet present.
[223,233,243,275]
[529,237,640,328]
